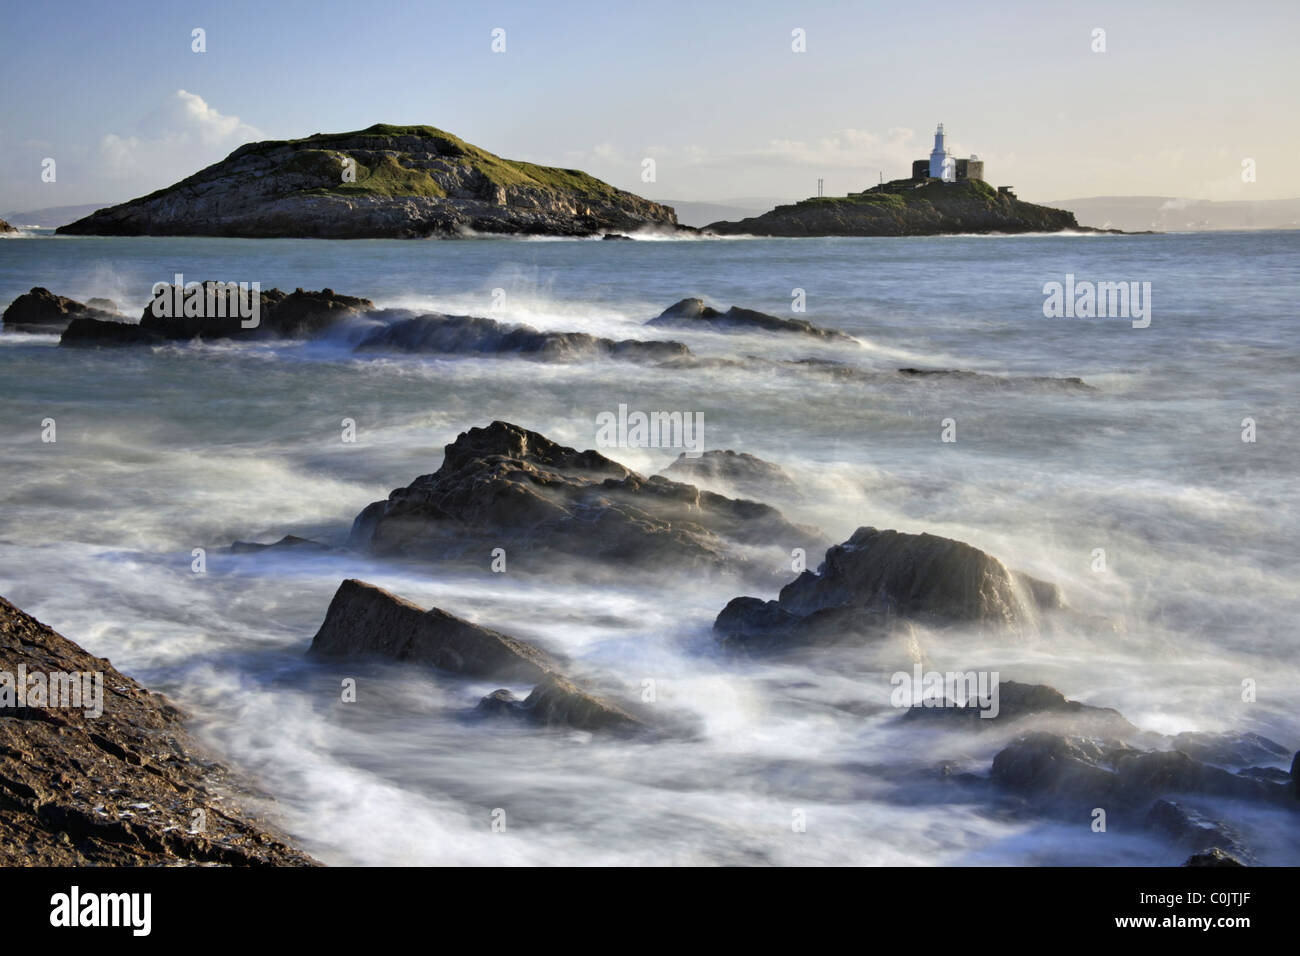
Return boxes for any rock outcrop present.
[308,579,558,682]
[349,421,820,576]
[900,680,1135,736]
[0,218,16,234]
[57,124,679,239]
[60,284,372,345]
[714,526,1061,648]
[309,580,642,733]
[476,675,643,733]
[706,178,1085,237]
[0,595,316,865]
[357,311,690,362]
[2,287,116,334]
[646,298,854,341]
[659,449,799,501]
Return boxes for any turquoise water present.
[0,230,1296,864]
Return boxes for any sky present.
[1,0,1296,213]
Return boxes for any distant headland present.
[704,123,1125,236]
[54,121,1122,239]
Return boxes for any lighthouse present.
[929,123,950,179]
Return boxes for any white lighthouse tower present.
[929,123,950,179]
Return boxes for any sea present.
[1,228,1296,865]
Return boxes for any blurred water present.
[0,230,1296,865]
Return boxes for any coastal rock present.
[1183,848,1246,867]
[308,579,558,682]
[714,526,1062,648]
[659,449,799,500]
[229,535,333,554]
[476,675,643,733]
[60,284,372,345]
[896,368,1096,391]
[900,680,1135,735]
[0,217,16,234]
[357,312,690,363]
[0,595,316,865]
[647,298,854,342]
[705,178,1083,237]
[2,287,116,334]
[57,124,679,239]
[349,421,821,576]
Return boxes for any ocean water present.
[0,229,1296,865]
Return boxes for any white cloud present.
[97,90,262,179]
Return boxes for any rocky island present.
[705,177,1086,237]
[56,124,679,239]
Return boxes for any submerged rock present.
[896,367,1096,391]
[476,675,643,733]
[900,680,1135,735]
[357,312,689,363]
[2,287,117,334]
[647,297,854,342]
[229,535,333,554]
[308,579,558,682]
[659,449,799,500]
[349,421,821,576]
[715,526,1062,648]
[0,595,316,865]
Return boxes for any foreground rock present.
[349,421,821,577]
[0,218,16,234]
[60,284,372,345]
[706,178,1088,237]
[308,579,558,682]
[308,580,643,732]
[990,730,1296,862]
[715,526,1061,649]
[58,124,679,239]
[2,287,116,334]
[0,595,316,865]
[647,298,854,342]
[358,311,690,363]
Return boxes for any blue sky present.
[1,0,1296,211]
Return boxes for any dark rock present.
[357,312,689,363]
[477,675,643,733]
[1168,731,1292,768]
[229,535,332,554]
[989,732,1121,806]
[86,297,119,312]
[3,287,117,334]
[647,298,854,342]
[1183,848,1246,867]
[0,595,316,865]
[1146,799,1245,856]
[897,368,1096,391]
[0,218,16,234]
[349,421,821,576]
[602,233,633,240]
[715,526,1062,648]
[59,317,163,347]
[308,579,559,682]
[660,449,799,500]
[136,283,369,341]
[900,680,1134,735]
